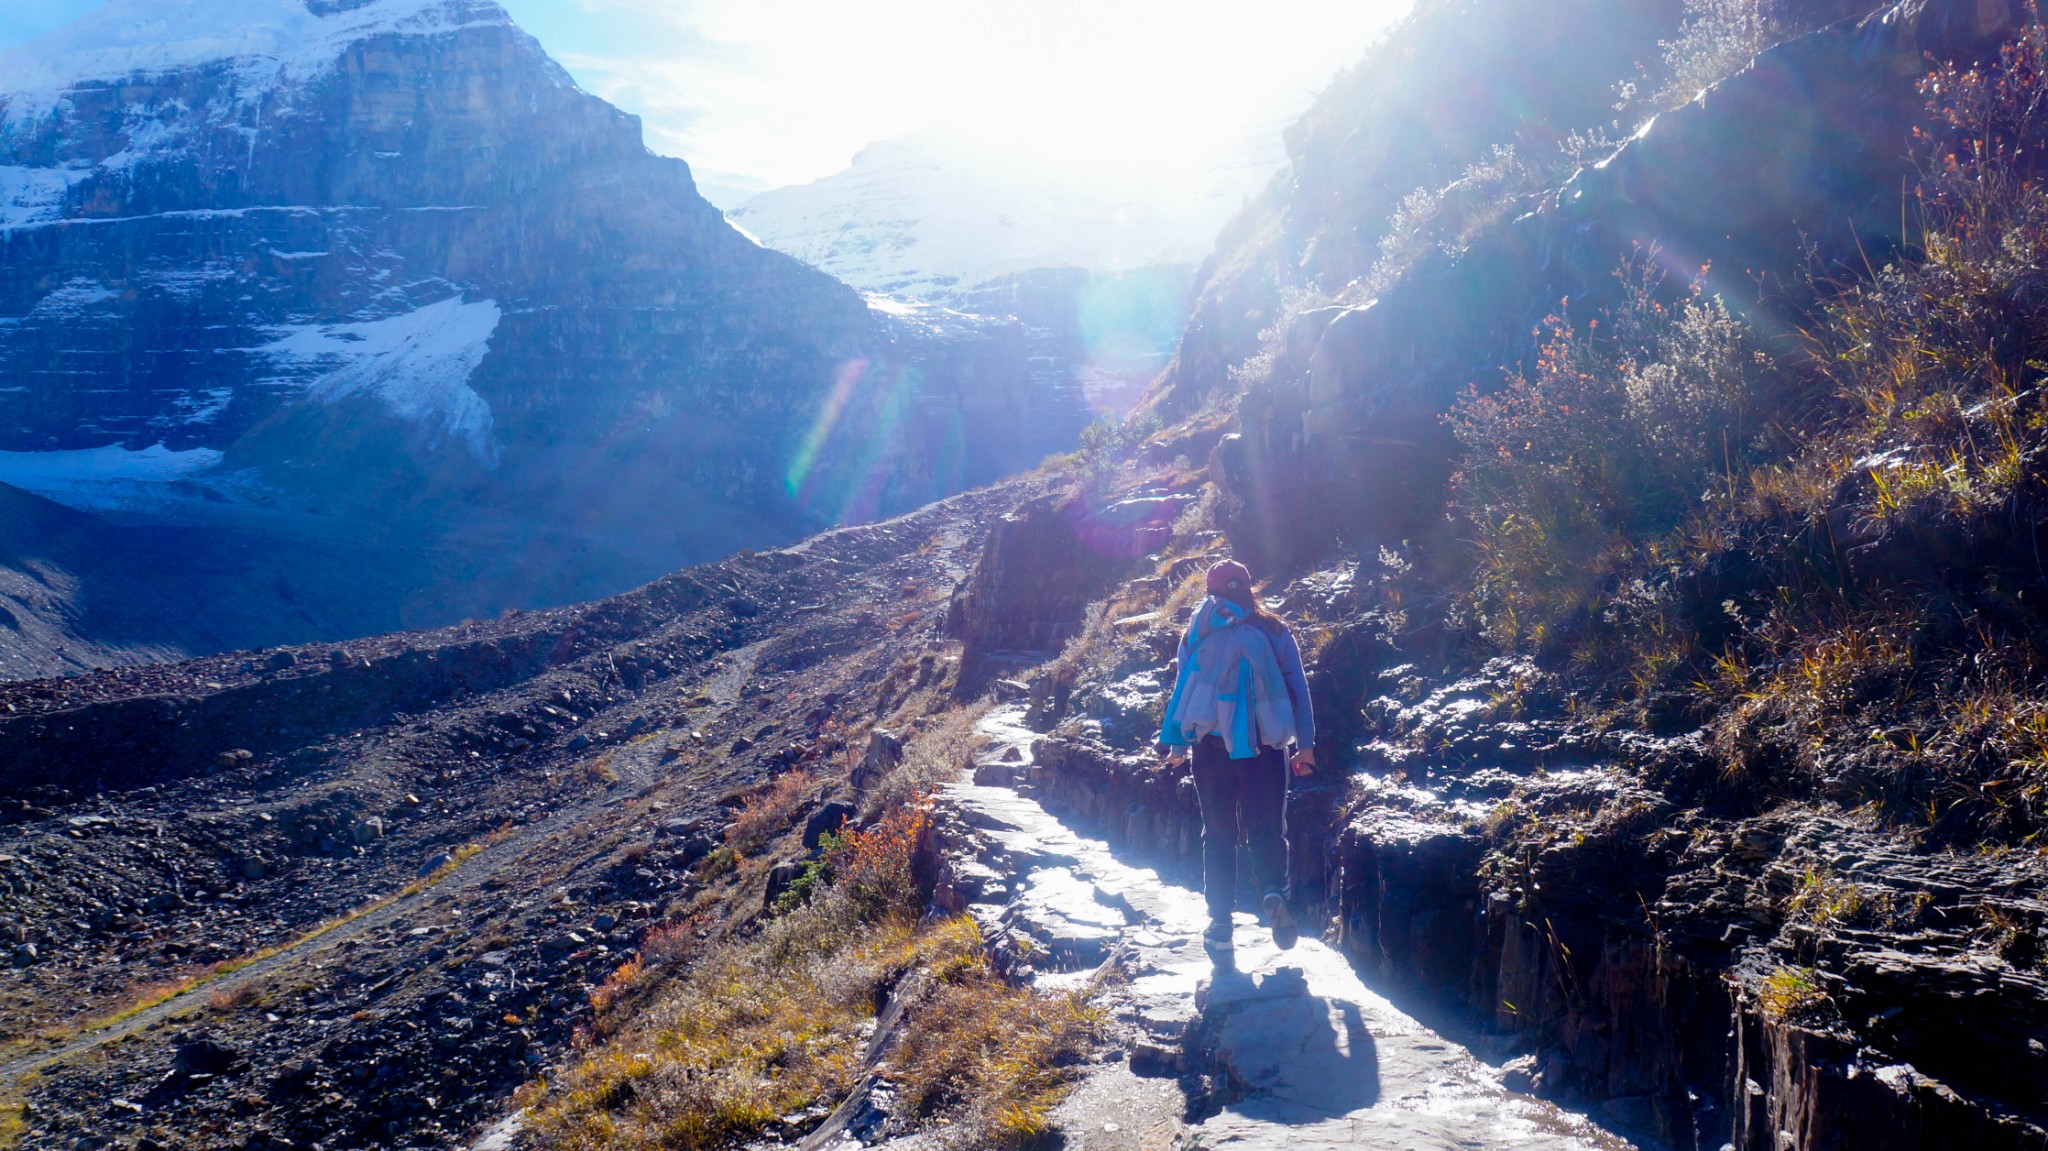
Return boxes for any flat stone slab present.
[940,706,1636,1151]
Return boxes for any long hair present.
[1218,584,1289,634]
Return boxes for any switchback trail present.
[946,707,1636,1151]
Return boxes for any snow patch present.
[0,442,223,513]
[26,278,122,319]
[258,296,502,462]
[0,165,90,229]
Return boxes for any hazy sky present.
[0,0,1411,206]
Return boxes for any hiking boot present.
[1202,918,1234,948]
[1263,893,1299,949]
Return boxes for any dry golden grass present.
[528,804,940,1149]
[528,800,1104,1151]
[724,770,817,856]
[1756,966,1830,1021]
[889,964,1102,1146]
[865,702,991,820]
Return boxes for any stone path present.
[949,707,1635,1151]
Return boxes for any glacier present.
[0,442,223,513]
[258,296,503,463]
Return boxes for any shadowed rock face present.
[0,0,1088,671]
[1210,0,2030,572]
[1152,0,1690,425]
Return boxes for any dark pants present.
[1190,734,1289,922]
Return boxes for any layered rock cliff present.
[0,0,1089,674]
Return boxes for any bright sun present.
[504,0,1415,199]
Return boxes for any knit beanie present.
[1205,559,1256,611]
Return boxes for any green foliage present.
[1437,34,2048,844]
[1756,965,1831,1021]
[1075,410,1163,474]
[1446,253,1776,652]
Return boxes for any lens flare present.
[1074,266,1188,417]
[785,356,939,526]
[785,356,867,501]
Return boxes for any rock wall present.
[1021,725,2048,1150]
[947,486,1190,689]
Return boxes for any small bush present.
[889,967,1102,1148]
[866,702,991,819]
[1447,253,1778,655]
[1370,145,1542,294]
[1657,0,1780,107]
[725,770,816,856]
[1756,965,1830,1021]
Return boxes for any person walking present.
[1156,559,1316,949]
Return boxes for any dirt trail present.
[947,707,1635,1151]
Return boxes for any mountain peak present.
[0,0,510,119]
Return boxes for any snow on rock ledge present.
[259,296,503,463]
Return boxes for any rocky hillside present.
[6,1,2048,1150]
[0,476,1052,1150]
[0,0,1090,676]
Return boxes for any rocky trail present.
[937,707,1635,1151]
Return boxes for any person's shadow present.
[1198,963,1381,1124]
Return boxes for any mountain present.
[0,0,1088,676]
[726,128,1278,305]
[4,3,2047,1151]
[728,127,1284,417]
[0,479,390,676]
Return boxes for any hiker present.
[1156,559,1315,949]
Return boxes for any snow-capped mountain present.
[0,0,1088,674]
[728,128,1283,305]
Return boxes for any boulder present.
[802,802,858,851]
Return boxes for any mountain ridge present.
[0,0,1090,677]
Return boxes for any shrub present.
[1447,256,1776,654]
[1756,965,1830,1020]
[1657,0,1780,108]
[724,770,816,856]
[1369,145,1542,295]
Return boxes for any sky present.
[0,0,1412,207]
